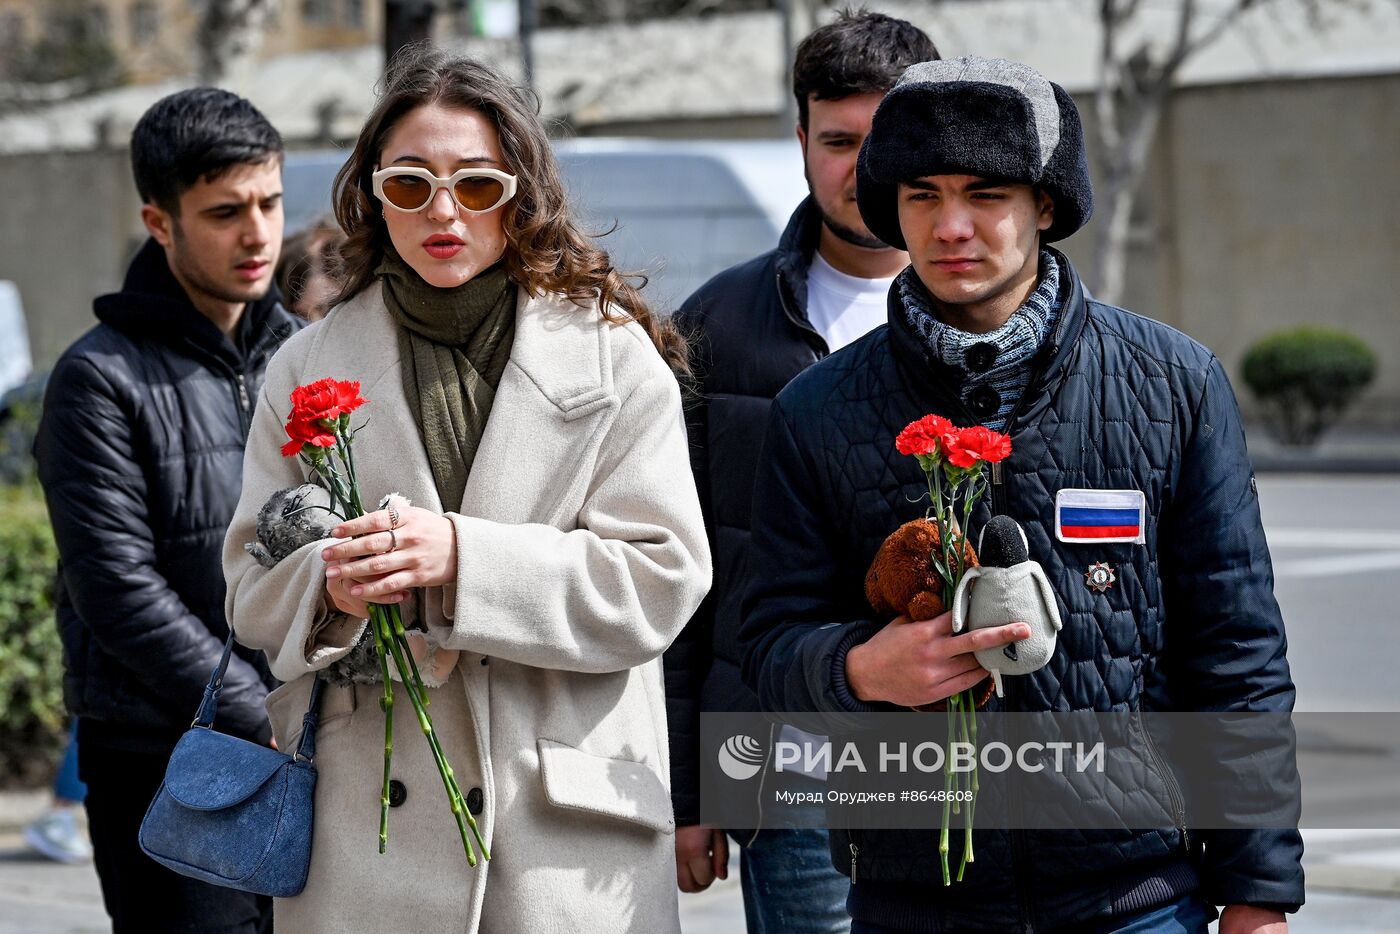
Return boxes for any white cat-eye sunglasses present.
[371,166,518,214]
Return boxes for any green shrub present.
[0,484,65,788]
[1241,327,1378,447]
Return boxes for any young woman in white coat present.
[222,47,711,934]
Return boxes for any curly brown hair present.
[329,44,687,373]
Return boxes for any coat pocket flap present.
[538,739,675,835]
[164,728,289,811]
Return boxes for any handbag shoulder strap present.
[194,631,325,762]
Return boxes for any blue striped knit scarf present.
[897,250,1062,431]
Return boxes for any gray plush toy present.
[245,483,341,568]
[952,515,1063,697]
[245,487,450,688]
[246,485,382,686]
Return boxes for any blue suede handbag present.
[139,632,324,897]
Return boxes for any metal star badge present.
[1085,561,1117,593]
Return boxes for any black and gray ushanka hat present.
[856,56,1094,247]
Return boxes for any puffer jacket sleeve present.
[1159,356,1304,911]
[434,352,712,675]
[738,392,886,725]
[37,356,271,743]
[662,300,717,825]
[223,348,366,683]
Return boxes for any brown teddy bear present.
[864,519,995,710]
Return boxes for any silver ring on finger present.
[383,529,398,554]
[387,503,401,529]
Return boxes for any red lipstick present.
[423,233,465,260]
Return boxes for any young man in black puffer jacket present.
[739,57,1302,934]
[35,88,301,933]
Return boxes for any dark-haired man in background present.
[35,88,300,932]
[664,9,938,931]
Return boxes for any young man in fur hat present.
[739,57,1300,933]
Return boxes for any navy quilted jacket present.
[664,198,827,823]
[739,250,1304,930]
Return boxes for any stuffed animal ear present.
[951,566,984,632]
[1032,563,1064,631]
[865,560,894,614]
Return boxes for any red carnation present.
[281,379,367,458]
[280,416,338,457]
[942,426,1013,469]
[289,378,367,426]
[895,414,956,457]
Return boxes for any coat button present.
[466,787,484,815]
[965,341,998,373]
[388,779,407,808]
[969,385,1001,419]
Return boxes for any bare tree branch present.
[1172,0,1259,71]
[1089,0,1286,303]
[1095,0,1122,157]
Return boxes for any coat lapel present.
[459,289,620,526]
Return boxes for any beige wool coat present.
[222,284,711,934]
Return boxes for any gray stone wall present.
[1062,73,1399,427]
[0,148,143,368]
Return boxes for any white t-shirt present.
[773,255,894,781]
[804,251,896,352]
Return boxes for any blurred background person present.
[275,217,344,321]
[22,722,91,865]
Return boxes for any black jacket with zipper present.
[36,238,302,753]
[738,249,1304,931]
[663,198,829,825]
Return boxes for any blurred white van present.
[281,138,808,313]
[0,281,32,399]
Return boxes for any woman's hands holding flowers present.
[322,505,459,614]
[281,378,487,865]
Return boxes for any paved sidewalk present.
[5,821,1400,933]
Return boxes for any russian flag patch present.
[1054,489,1146,544]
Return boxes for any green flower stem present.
[941,694,956,886]
[338,417,361,495]
[950,687,962,816]
[385,604,431,709]
[928,467,956,607]
[964,694,978,867]
[332,426,354,497]
[372,614,395,854]
[380,623,486,866]
[305,455,352,516]
[957,694,976,881]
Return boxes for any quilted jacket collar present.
[95,238,294,372]
[773,196,824,334]
[887,246,1087,429]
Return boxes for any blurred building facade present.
[0,0,380,84]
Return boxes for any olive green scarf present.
[375,246,517,511]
